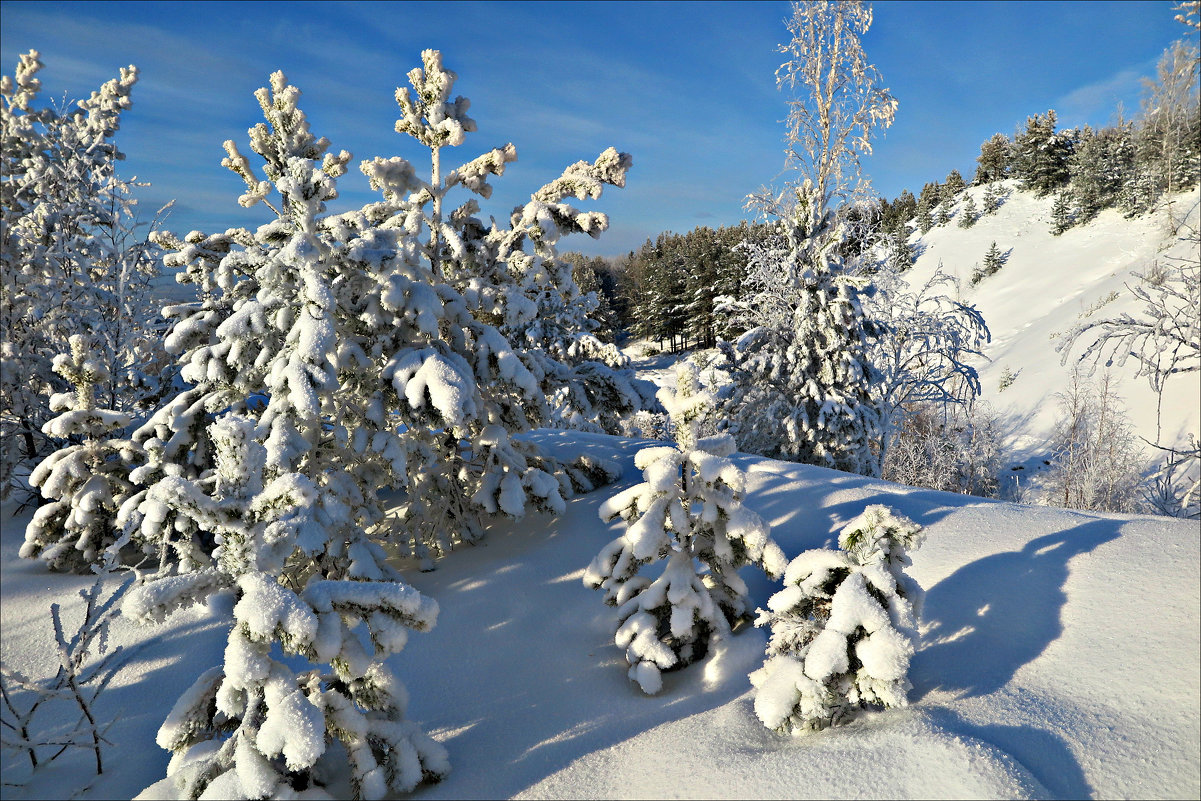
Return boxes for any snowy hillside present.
[2,430,1197,800]
[904,183,1200,462]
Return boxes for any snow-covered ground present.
[2,429,1197,800]
[906,183,1200,462]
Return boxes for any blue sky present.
[1,1,1191,257]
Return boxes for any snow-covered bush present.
[20,336,140,572]
[881,401,1002,498]
[125,414,448,799]
[1057,224,1199,515]
[1,50,171,498]
[750,505,924,733]
[864,268,989,470]
[586,362,786,694]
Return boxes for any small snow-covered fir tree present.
[982,182,1003,215]
[20,335,137,572]
[957,192,978,228]
[369,49,638,439]
[124,414,448,799]
[750,505,924,733]
[935,199,951,227]
[971,241,1007,285]
[585,362,786,694]
[1050,192,1074,235]
[720,182,883,475]
[356,50,626,558]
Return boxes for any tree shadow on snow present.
[922,706,1093,800]
[911,518,1121,701]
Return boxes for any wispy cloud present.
[1055,62,1154,125]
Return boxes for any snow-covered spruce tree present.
[935,199,951,227]
[883,229,914,271]
[982,182,1003,215]
[355,50,627,559]
[124,414,448,799]
[19,335,136,572]
[1050,192,1074,235]
[943,169,966,198]
[115,68,476,795]
[111,57,617,574]
[721,183,884,475]
[1070,123,1136,222]
[1012,110,1073,196]
[915,182,937,234]
[750,504,923,733]
[971,241,1006,285]
[957,192,978,228]
[973,132,1011,184]
[1,51,170,497]
[585,362,786,694]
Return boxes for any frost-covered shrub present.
[1,51,171,497]
[125,415,447,799]
[0,572,132,784]
[750,505,924,733]
[586,363,786,694]
[881,401,1001,498]
[864,268,990,470]
[1033,370,1146,514]
[20,336,141,571]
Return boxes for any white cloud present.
[1055,63,1153,124]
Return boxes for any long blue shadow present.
[912,518,1121,700]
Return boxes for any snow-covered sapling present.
[750,504,924,733]
[586,362,786,694]
[21,335,138,572]
[124,415,448,800]
[957,192,978,228]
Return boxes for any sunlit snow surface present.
[904,183,1200,465]
[2,429,1197,799]
[2,188,1199,799]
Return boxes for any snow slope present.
[2,430,1197,800]
[904,183,1200,461]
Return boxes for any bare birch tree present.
[775,0,898,214]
